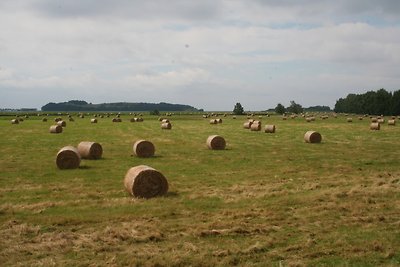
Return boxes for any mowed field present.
[0,113,399,266]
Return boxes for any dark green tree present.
[286,101,303,114]
[274,103,286,114]
[233,102,244,115]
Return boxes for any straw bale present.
[206,135,226,150]
[388,119,396,126]
[11,119,19,124]
[56,146,80,169]
[124,165,168,198]
[57,120,66,127]
[243,121,252,129]
[133,140,155,158]
[370,122,380,130]
[210,119,218,124]
[250,122,261,131]
[77,141,103,159]
[347,118,353,122]
[304,131,322,143]
[264,124,276,133]
[161,122,172,129]
[217,118,223,123]
[162,119,170,123]
[91,118,98,123]
[49,125,63,133]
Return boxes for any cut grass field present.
[0,113,399,266]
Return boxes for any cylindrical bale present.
[347,118,353,122]
[206,135,226,150]
[371,117,378,122]
[57,120,66,127]
[306,117,312,122]
[91,118,98,123]
[358,117,363,120]
[49,125,63,133]
[243,121,253,129]
[161,119,170,123]
[112,118,122,122]
[124,165,168,198]
[232,116,236,119]
[304,131,322,143]
[264,124,276,133]
[388,119,396,126]
[77,141,103,159]
[42,118,48,122]
[161,122,172,129]
[378,118,385,124]
[11,119,19,124]
[209,119,218,124]
[370,122,380,130]
[250,123,261,131]
[217,118,223,123]
[133,140,155,158]
[56,146,81,169]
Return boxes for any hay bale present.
[11,119,19,124]
[161,119,170,123]
[206,135,226,150]
[77,141,103,159]
[388,119,396,126]
[161,122,172,129]
[112,118,122,122]
[232,116,236,119]
[282,116,287,120]
[49,125,63,133]
[217,118,223,123]
[124,165,168,198]
[358,117,363,120]
[243,121,252,129]
[133,140,155,158]
[371,117,378,122]
[347,118,353,122]
[306,117,312,122]
[370,122,380,130]
[264,124,276,133]
[56,146,81,169]
[378,118,385,124]
[57,120,66,127]
[210,119,218,124]
[91,118,98,123]
[304,131,322,143]
[250,122,261,131]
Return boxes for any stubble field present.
[0,113,399,266]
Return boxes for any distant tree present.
[274,103,286,114]
[286,101,303,114]
[233,102,244,115]
[391,90,400,115]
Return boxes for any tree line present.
[334,88,400,115]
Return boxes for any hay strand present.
[133,140,155,158]
[124,165,168,198]
[56,146,81,169]
[304,131,322,143]
[206,135,226,150]
[77,141,103,159]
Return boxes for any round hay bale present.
[56,146,81,169]
[206,135,226,150]
[358,117,363,120]
[161,122,172,129]
[42,118,48,122]
[161,119,170,123]
[378,118,385,124]
[232,116,236,119]
[49,125,63,133]
[243,121,252,129]
[370,122,380,130]
[11,119,19,124]
[306,117,312,122]
[77,141,103,159]
[371,117,378,122]
[112,118,122,122]
[347,118,353,122]
[304,131,322,143]
[124,165,168,198]
[57,120,66,127]
[250,123,261,131]
[210,119,218,124]
[388,119,396,126]
[264,124,276,133]
[91,118,98,123]
[133,140,155,158]
[217,118,223,123]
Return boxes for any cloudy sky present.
[1,1,400,110]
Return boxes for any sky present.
[1,1,400,111]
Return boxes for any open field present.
[0,113,399,266]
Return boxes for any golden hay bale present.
[264,124,276,133]
[91,118,98,123]
[306,117,312,122]
[358,117,363,120]
[232,116,236,119]
[243,121,252,129]
[378,118,385,124]
[250,122,261,131]
[162,119,170,123]
[371,117,378,122]
[112,118,122,122]
[161,122,172,129]
[133,140,155,158]
[42,118,48,122]
[56,146,81,169]
[370,122,380,130]
[124,165,168,198]
[210,119,218,124]
[57,120,66,127]
[77,141,103,159]
[304,131,322,143]
[388,119,396,126]
[49,125,63,133]
[11,119,19,124]
[347,118,353,122]
[206,135,226,150]
[136,117,144,122]
[217,118,223,123]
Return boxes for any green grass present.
[1,113,399,266]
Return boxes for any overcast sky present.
[1,1,400,110]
